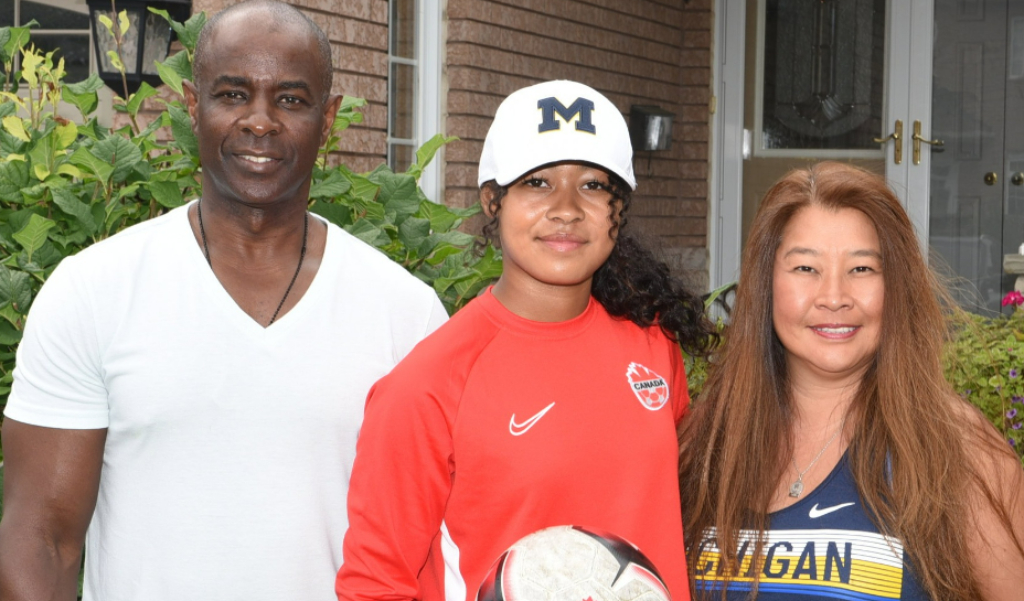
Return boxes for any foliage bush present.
[0,13,501,455]
[943,295,1024,460]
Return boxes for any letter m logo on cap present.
[537,97,597,134]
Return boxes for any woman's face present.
[772,205,884,388]
[486,162,620,293]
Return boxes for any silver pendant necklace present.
[789,414,847,498]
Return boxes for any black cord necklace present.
[196,199,308,326]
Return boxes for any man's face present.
[183,14,340,209]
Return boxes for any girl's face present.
[485,162,620,295]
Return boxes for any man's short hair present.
[191,0,333,102]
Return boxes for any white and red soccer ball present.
[476,525,671,601]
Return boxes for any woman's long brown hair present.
[678,162,1023,600]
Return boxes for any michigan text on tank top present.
[691,454,930,601]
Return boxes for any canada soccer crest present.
[625,362,669,410]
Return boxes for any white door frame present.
[708,0,746,289]
[710,0,936,288]
[885,0,935,249]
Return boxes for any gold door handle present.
[984,172,998,186]
[912,120,944,165]
[873,119,903,165]
[1012,172,1024,186]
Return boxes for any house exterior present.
[8,0,1022,309]
[187,0,716,291]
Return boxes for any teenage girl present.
[335,80,716,601]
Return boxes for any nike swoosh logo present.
[808,502,855,519]
[509,402,556,436]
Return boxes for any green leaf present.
[148,180,184,208]
[30,241,63,269]
[64,73,105,95]
[419,240,464,265]
[344,219,390,247]
[49,186,96,232]
[62,74,104,117]
[91,136,143,183]
[703,281,737,310]
[32,162,50,181]
[0,265,33,313]
[2,24,37,61]
[0,160,30,201]
[106,50,124,74]
[160,50,192,87]
[0,29,10,64]
[69,146,115,182]
[309,172,352,200]
[26,134,55,183]
[12,213,56,261]
[0,319,23,345]
[125,82,158,118]
[0,133,25,162]
[19,182,47,201]
[168,104,198,158]
[54,122,78,150]
[155,59,183,97]
[157,10,208,54]
[377,173,419,221]
[184,13,207,49]
[0,319,22,344]
[397,216,431,251]
[332,96,367,132]
[117,10,131,37]
[1,116,30,142]
[435,230,476,247]
[352,198,386,221]
[309,201,353,227]
[418,200,477,233]
[348,176,380,205]
[54,163,82,179]
[0,101,15,119]
[408,134,457,180]
[115,182,141,201]
[0,303,23,328]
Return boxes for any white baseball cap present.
[477,80,637,190]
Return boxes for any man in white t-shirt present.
[0,2,447,599]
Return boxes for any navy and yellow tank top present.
[691,453,930,600]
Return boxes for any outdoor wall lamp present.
[628,105,675,152]
[86,0,191,96]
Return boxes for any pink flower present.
[1002,291,1024,307]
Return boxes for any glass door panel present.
[740,0,887,247]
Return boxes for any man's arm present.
[0,418,106,601]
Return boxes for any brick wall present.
[445,0,713,287]
[189,0,389,173]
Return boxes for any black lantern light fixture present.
[628,105,675,152]
[86,0,191,96]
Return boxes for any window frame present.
[387,0,445,203]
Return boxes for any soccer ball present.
[476,525,672,601]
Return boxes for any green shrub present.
[0,13,501,458]
[943,297,1024,461]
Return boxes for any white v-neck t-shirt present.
[6,202,448,601]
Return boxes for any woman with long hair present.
[336,80,717,601]
[679,162,1024,600]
